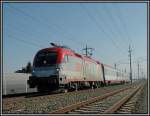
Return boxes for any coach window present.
[63,55,69,63]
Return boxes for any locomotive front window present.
[34,51,58,67]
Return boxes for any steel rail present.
[50,86,132,114]
[3,83,130,99]
[103,84,144,114]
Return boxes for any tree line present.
[15,62,32,73]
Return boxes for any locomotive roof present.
[36,47,127,73]
[39,47,101,64]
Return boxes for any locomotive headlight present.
[32,70,35,74]
[56,66,60,71]
[56,68,59,71]
[32,70,35,75]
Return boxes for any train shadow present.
[24,91,59,98]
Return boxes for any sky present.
[3,3,147,79]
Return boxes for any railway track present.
[2,83,129,99]
[3,81,145,114]
[116,83,145,114]
[2,90,61,98]
[50,83,145,114]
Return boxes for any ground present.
[133,82,148,114]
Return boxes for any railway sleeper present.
[79,108,100,111]
[80,106,104,110]
[116,111,131,114]
[83,105,100,109]
[122,104,135,108]
[74,110,99,114]
[120,106,134,110]
[68,111,81,114]
[83,106,107,112]
[117,108,132,112]
[124,102,136,105]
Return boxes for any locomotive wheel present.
[64,89,68,93]
[37,86,48,92]
[75,83,79,91]
[37,85,54,92]
[62,89,68,93]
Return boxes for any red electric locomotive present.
[27,43,129,92]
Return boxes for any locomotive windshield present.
[34,51,58,67]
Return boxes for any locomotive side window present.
[63,55,69,63]
[34,51,58,67]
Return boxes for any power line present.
[102,5,130,46]
[6,26,49,45]
[8,34,44,48]
[114,4,132,44]
[8,5,85,47]
[94,8,127,49]
[115,57,147,65]
[80,4,127,56]
[7,5,105,62]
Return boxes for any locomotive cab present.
[28,48,61,91]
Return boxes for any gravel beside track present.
[132,82,148,114]
[67,84,143,114]
[2,82,143,114]
[116,83,146,114]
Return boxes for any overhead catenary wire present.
[8,5,85,47]
[114,56,147,75]
[6,25,50,45]
[7,34,44,48]
[95,8,125,49]
[115,56,147,65]
[102,5,137,77]
[3,4,146,80]
[9,4,128,55]
[80,4,127,56]
[114,4,132,44]
[7,4,137,66]
[80,4,118,48]
[102,5,130,46]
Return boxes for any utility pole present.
[141,71,144,79]
[137,60,139,80]
[128,44,132,83]
[124,68,126,73]
[114,63,118,78]
[82,44,94,57]
[85,44,88,56]
[114,63,117,69]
